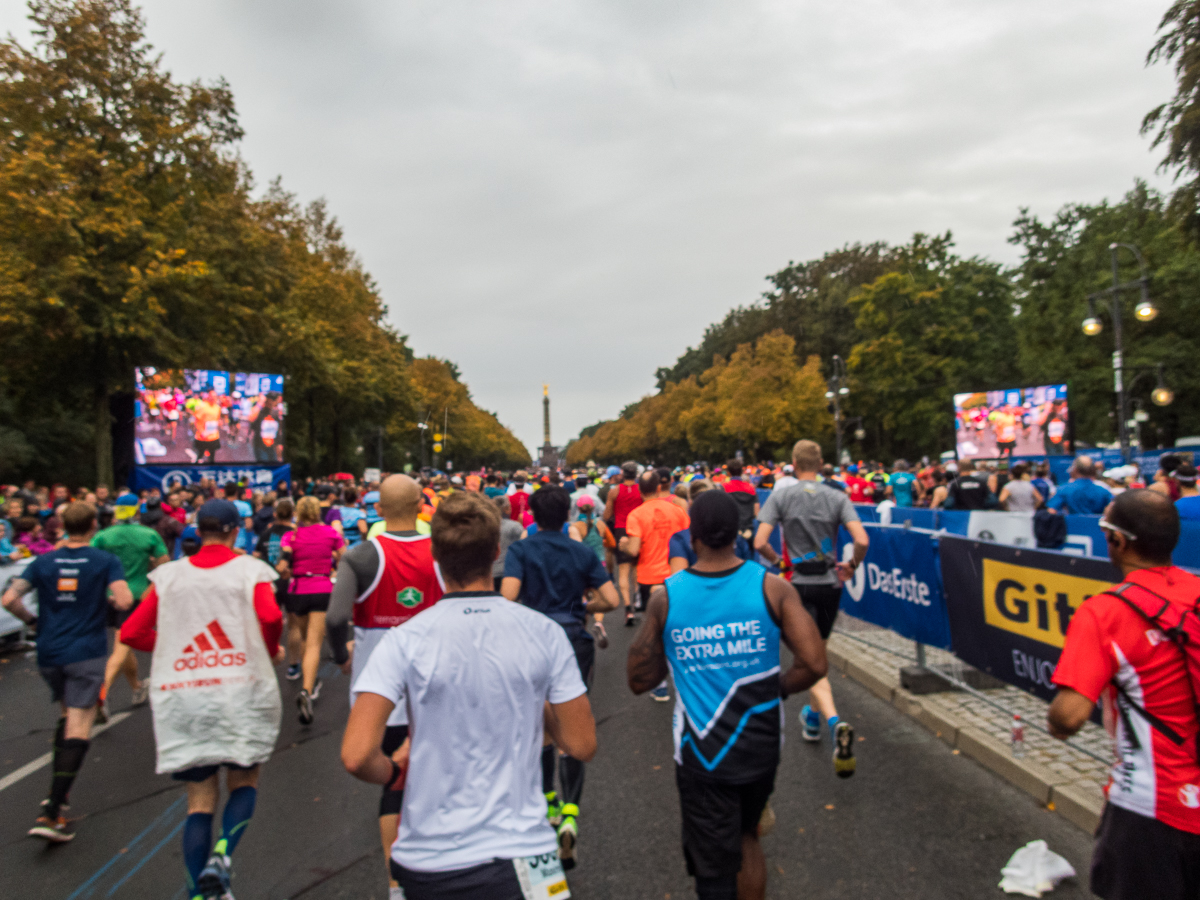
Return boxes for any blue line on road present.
[104,816,187,897]
[64,794,186,900]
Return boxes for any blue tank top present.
[663,561,782,781]
[338,506,365,546]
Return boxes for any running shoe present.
[286,664,301,681]
[557,804,579,870]
[310,678,323,701]
[649,682,670,702]
[389,886,406,900]
[131,678,150,706]
[29,813,74,842]
[591,621,609,649]
[757,801,776,838]
[545,791,562,826]
[197,852,233,898]
[95,699,109,725]
[800,704,821,742]
[624,611,636,628]
[833,721,856,778]
[297,689,314,725]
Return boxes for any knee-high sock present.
[47,738,89,817]
[182,813,213,893]
[213,786,257,857]
[541,745,556,796]
[559,754,585,808]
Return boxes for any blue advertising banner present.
[836,524,953,649]
[130,464,292,494]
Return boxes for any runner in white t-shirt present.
[342,492,597,900]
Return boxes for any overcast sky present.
[0,1,1178,456]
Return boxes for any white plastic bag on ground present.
[999,840,1076,897]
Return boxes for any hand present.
[274,646,286,664]
[835,559,858,583]
[391,737,411,772]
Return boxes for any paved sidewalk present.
[830,614,1110,830]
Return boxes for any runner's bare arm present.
[585,581,619,613]
[108,579,134,611]
[835,520,869,580]
[619,534,641,557]
[1047,687,1094,739]
[627,586,669,694]
[149,553,169,571]
[1,578,35,623]
[500,576,521,601]
[753,522,779,565]
[342,692,407,786]
[544,694,597,761]
[765,575,826,698]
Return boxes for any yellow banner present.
[982,558,1114,649]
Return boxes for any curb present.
[826,639,1104,834]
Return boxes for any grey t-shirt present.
[494,518,525,578]
[758,480,860,585]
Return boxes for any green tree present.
[846,234,1019,458]
[1143,1,1200,233]
[1010,182,1200,449]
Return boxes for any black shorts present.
[172,761,257,782]
[1092,803,1200,900]
[40,656,106,709]
[390,858,526,900]
[380,724,409,816]
[561,623,595,688]
[285,592,331,615]
[613,526,636,564]
[796,583,842,640]
[106,597,140,629]
[675,766,776,880]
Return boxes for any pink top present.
[280,524,344,594]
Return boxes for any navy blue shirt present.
[23,546,125,666]
[504,530,611,628]
[668,527,753,566]
[1047,479,1113,515]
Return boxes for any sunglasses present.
[1099,519,1138,541]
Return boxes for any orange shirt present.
[625,496,689,586]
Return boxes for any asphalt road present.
[0,619,1100,900]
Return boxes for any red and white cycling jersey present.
[1054,566,1200,833]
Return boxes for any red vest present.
[353,533,445,629]
[613,482,643,528]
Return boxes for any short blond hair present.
[792,439,822,473]
[296,495,322,525]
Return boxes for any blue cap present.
[196,499,240,533]
[115,493,140,507]
[363,491,381,505]
[605,465,621,478]
[846,464,859,474]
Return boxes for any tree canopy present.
[0,0,527,485]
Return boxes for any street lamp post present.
[825,355,851,464]
[1082,243,1157,463]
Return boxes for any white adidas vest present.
[146,554,282,773]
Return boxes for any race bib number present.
[261,417,279,440]
[204,420,219,437]
[513,853,570,899]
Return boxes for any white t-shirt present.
[773,475,799,490]
[353,592,587,872]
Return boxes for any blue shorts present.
[171,762,258,782]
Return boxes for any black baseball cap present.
[196,499,240,533]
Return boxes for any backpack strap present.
[1101,581,1200,759]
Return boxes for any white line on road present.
[0,711,133,793]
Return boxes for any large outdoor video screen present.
[953,384,1069,460]
[134,368,285,465]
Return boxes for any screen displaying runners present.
[953,383,1069,460]
[134,367,286,464]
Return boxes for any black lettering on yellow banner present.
[982,559,1111,649]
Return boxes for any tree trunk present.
[95,378,114,489]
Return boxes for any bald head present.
[1106,488,1179,565]
[1073,455,1096,479]
[379,474,422,520]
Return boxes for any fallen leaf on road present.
[952,749,960,755]
[776,866,785,875]
[824,804,835,810]
[858,736,865,742]
[798,827,805,833]
[653,765,661,770]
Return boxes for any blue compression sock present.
[827,715,840,737]
[214,786,257,857]
[182,813,213,893]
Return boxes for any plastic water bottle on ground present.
[1011,713,1026,758]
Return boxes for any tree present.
[846,234,1019,458]
[1143,1,1200,233]
[1010,182,1200,449]
[0,0,247,485]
